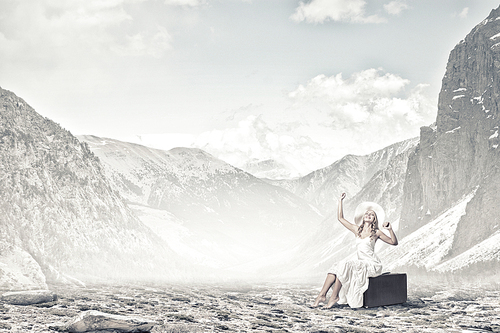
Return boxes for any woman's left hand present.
[383,222,392,230]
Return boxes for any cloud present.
[289,69,434,123]
[110,26,172,58]
[288,69,412,128]
[458,7,469,19]
[290,0,386,24]
[194,115,329,177]
[164,0,207,6]
[0,0,173,66]
[287,68,435,148]
[383,1,409,16]
[192,69,436,177]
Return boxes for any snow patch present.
[434,231,500,272]
[453,88,467,92]
[490,32,500,40]
[452,95,465,100]
[446,126,461,134]
[472,96,484,104]
[380,191,476,271]
[489,130,499,139]
[491,42,500,50]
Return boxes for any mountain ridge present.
[0,87,178,289]
[79,134,324,274]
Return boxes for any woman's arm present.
[377,222,398,245]
[337,193,358,234]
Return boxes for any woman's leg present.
[324,277,342,308]
[312,273,336,307]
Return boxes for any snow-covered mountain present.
[240,158,293,179]
[0,87,179,290]
[79,135,323,274]
[262,8,500,281]
[380,187,500,281]
[396,6,500,276]
[279,6,500,281]
[267,138,418,218]
[4,5,500,287]
[381,190,476,273]
[259,138,418,280]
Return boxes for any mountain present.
[263,7,500,281]
[267,138,418,219]
[0,87,178,289]
[257,138,418,280]
[240,158,293,179]
[79,135,323,273]
[357,6,500,280]
[398,6,500,275]
[380,190,476,273]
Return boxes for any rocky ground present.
[1,281,499,332]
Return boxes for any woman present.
[312,193,398,309]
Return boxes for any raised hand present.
[383,222,392,230]
[340,193,346,201]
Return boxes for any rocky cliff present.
[0,87,176,288]
[399,7,500,265]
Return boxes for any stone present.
[65,310,156,333]
[1,289,57,305]
[3,283,500,332]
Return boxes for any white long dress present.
[328,236,383,308]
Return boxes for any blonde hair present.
[357,210,379,239]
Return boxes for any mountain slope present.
[381,191,476,273]
[79,135,323,271]
[0,87,177,287]
[268,138,418,216]
[258,139,418,280]
[399,6,500,269]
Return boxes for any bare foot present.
[323,296,339,309]
[312,295,326,307]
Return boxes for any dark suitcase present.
[363,273,407,307]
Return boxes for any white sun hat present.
[354,202,385,226]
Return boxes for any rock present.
[398,5,500,271]
[1,289,57,305]
[0,322,11,330]
[65,310,156,333]
[3,283,500,333]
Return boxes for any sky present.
[1,0,500,178]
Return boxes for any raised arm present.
[337,193,358,234]
[376,222,398,245]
